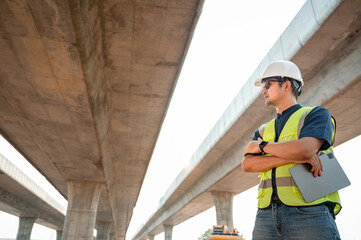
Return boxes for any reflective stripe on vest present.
[259,177,297,189]
[257,106,341,214]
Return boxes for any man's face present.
[261,78,284,106]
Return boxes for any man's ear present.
[284,80,292,92]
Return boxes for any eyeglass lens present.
[264,81,271,89]
[263,79,283,90]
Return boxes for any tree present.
[198,228,212,240]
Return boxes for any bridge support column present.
[56,230,63,240]
[96,221,111,240]
[16,216,36,240]
[163,225,173,240]
[62,180,102,240]
[148,234,155,240]
[211,191,234,229]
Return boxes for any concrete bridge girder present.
[0,0,204,237]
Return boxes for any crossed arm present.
[242,137,324,177]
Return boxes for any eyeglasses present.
[262,79,284,90]
[261,77,302,96]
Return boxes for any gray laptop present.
[289,152,351,203]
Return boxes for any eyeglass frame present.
[261,76,302,96]
[261,76,287,90]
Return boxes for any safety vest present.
[257,106,341,214]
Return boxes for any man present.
[242,60,341,239]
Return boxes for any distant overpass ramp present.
[132,0,361,239]
[0,153,65,230]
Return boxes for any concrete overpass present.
[132,0,361,239]
[0,152,65,239]
[0,0,205,239]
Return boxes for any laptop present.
[289,152,351,203]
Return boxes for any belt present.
[271,194,281,203]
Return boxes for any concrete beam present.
[211,191,234,229]
[0,0,205,238]
[62,181,102,240]
[65,0,206,237]
[16,217,36,240]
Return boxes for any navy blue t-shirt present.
[252,104,334,150]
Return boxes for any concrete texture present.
[16,217,36,240]
[109,232,116,240]
[0,153,65,230]
[211,191,234,230]
[62,180,102,240]
[132,0,361,239]
[0,0,204,238]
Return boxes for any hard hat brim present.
[254,77,264,87]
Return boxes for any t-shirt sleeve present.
[299,106,334,151]
[252,128,262,141]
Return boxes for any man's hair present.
[278,78,302,99]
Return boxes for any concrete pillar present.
[96,221,111,240]
[16,216,36,240]
[62,180,102,240]
[211,191,234,229]
[148,234,155,240]
[163,225,173,240]
[56,230,63,240]
[109,232,115,240]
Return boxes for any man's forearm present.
[262,137,323,160]
[242,155,293,172]
[242,137,325,173]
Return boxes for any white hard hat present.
[254,60,304,87]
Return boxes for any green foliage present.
[198,228,212,240]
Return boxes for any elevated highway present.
[0,0,205,239]
[0,153,65,237]
[132,0,361,239]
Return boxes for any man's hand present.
[243,138,263,155]
[298,154,324,177]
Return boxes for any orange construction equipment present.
[208,225,242,240]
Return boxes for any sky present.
[1,0,360,239]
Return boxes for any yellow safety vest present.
[257,106,341,214]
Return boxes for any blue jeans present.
[252,202,340,240]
